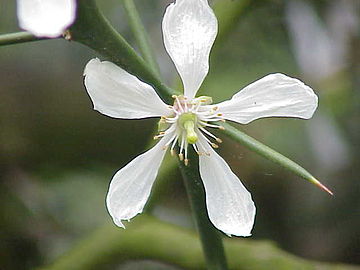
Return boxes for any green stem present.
[0,32,48,46]
[37,215,360,270]
[178,151,228,270]
[122,0,160,76]
[221,122,333,194]
[69,0,177,104]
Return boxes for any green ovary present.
[178,113,198,144]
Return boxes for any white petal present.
[84,58,171,119]
[162,0,218,99]
[106,135,171,228]
[17,0,76,38]
[197,135,256,236]
[216,73,318,124]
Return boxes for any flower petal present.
[17,0,76,38]
[215,73,318,124]
[162,0,218,99]
[196,135,256,236]
[106,136,171,228]
[84,58,172,119]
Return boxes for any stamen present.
[174,96,184,113]
[180,133,185,154]
[199,121,225,130]
[170,149,176,156]
[196,135,211,156]
[211,143,219,149]
[184,159,189,166]
[178,153,184,161]
[192,144,199,154]
[199,126,222,143]
[170,134,179,150]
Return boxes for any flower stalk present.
[178,151,229,270]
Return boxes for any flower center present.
[154,95,226,166]
[178,112,198,144]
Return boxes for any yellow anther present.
[216,138,223,143]
[219,126,225,130]
[179,153,184,161]
[211,143,219,149]
[170,149,176,156]
[184,159,189,166]
[193,96,213,105]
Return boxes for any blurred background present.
[0,0,359,269]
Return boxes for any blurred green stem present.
[213,0,252,44]
[0,32,48,46]
[122,0,160,76]
[179,152,228,270]
[37,215,360,270]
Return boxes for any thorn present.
[311,178,334,196]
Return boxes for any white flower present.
[83,0,318,237]
[17,0,76,38]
